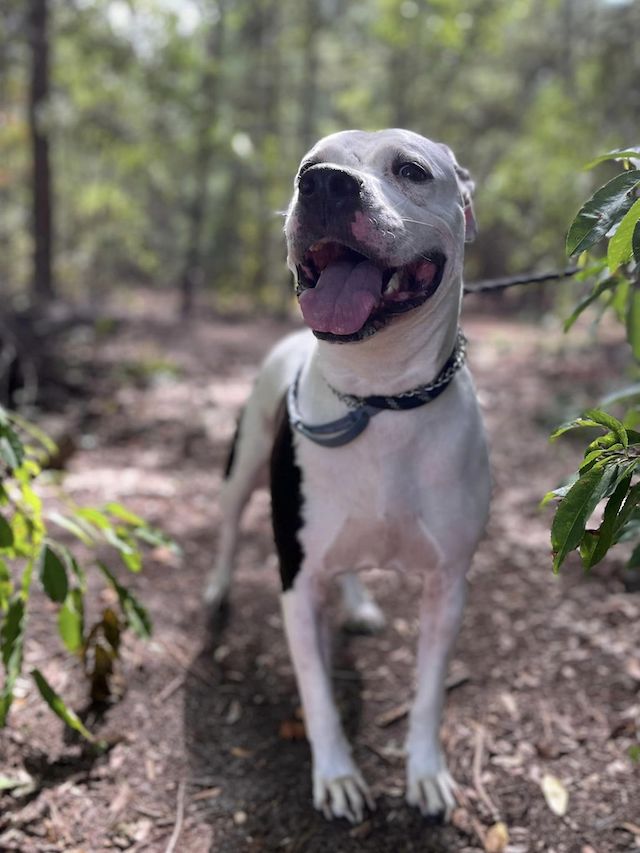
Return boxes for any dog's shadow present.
[182,595,374,851]
[183,591,458,852]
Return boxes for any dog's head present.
[285,129,476,344]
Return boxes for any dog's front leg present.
[281,573,374,823]
[405,567,467,821]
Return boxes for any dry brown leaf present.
[192,786,222,802]
[484,821,509,853]
[541,773,568,816]
[278,719,307,741]
[230,746,252,759]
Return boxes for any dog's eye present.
[397,162,432,183]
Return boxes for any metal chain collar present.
[323,330,467,410]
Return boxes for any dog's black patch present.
[223,410,243,479]
[270,398,305,591]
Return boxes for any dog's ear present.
[439,144,477,243]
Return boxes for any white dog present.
[205,129,491,824]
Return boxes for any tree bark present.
[28,0,54,303]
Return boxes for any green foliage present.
[2,0,639,303]
[548,152,640,573]
[0,405,173,737]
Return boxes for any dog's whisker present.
[401,217,434,226]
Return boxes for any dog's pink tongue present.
[299,260,383,335]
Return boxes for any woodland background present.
[2,0,639,320]
[1,2,640,851]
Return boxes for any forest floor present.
[1,293,639,853]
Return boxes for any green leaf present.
[0,597,26,726]
[579,448,605,473]
[58,589,84,653]
[608,198,640,271]
[586,475,632,568]
[627,285,640,361]
[0,423,25,471]
[0,515,14,548]
[566,170,640,257]
[584,148,640,169]
[634,220,640,263]
[563,276,620,332]
[583,409,627,446]
[550,416,605,441]
[97,562,152,639]
[7,413,57,456]
[30,669,96,743]
[611,482,640,544]
[38,544,69,603]
[104,502,145,527]
[47,511,95,546]
[75,507,112,530]
[551,464,620,572]
[0,558,12,612]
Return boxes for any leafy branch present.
[547,147,640,573]
[0,406,175,742]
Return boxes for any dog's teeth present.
[385,272,401,295]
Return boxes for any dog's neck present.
[312,277,463,398]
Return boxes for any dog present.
[205,129,491,824]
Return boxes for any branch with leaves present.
[0,406,175,744]
[547,147,640,573]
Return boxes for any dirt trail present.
[1,301,639,852]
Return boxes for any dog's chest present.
[294,409,453,574]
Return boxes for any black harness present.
[287,330,467,448]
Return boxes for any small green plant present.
[0,406,173,744]
[546,147,640,572]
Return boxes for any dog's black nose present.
[298,166,361,208]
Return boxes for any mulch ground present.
[1,294,639,852]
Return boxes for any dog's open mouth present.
[295,241,446,343]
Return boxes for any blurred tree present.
[0,0,638,312]
[28,0,54,302]
[179,1,227,319]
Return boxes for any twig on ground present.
[164,780,186,853]
[472,723,500,822]
[154,672,185,706]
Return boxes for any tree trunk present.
[28,0,54,303]
[179,4,226,319]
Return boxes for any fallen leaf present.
[192,786,222,802]
[230,746,252,759]
[485,821,509,853]
[541,773,568,816]
[278,719,306,741]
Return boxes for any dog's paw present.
[406,766,457,822]
[342,600,386,635]
[313,770,375,823]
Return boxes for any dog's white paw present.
[406,765,457,821]
[313,769,375,823]
[342,600,386,635]
[203,570,230,608]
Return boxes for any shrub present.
[0,407,173,744]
